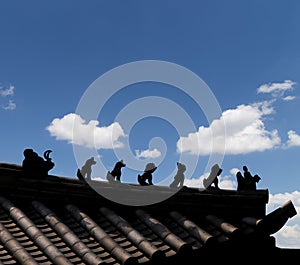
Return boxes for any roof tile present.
[169,211,216,247]
[0,197,71,265]
[33,201,105,265]
[135,209,192,256]
[65,204,136,265]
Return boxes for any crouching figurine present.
[22,149,55,178]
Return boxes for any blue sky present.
[1,0,300,248]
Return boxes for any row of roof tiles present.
[0,194,296,265]
[0,163,298,264]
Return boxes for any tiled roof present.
[0,162,298,264]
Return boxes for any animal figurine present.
[138,162,157,186]
[170,162,186,189]
[78,157,96,181]
[203,164,222,189]
[22,148,55,178]
[107,160,126,183]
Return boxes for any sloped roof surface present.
[0,163,297,264]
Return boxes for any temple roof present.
[0,162,298,264]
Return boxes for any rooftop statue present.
[77,157,96,181]
[106,160,126,183]
[170,162,186,189]
[22,148,55,178]
[138,162,157,186]
[203,164,222,190]
[236,165,261,191]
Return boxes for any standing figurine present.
[106,160,126,183]
[77,157,96,181]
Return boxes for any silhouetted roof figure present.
[77,157,96,181]
[203,164,222,189]
[138,162,157,186]
[243,165,251,180]
[22,148,55,178]
[106,160,126,183]
[170,162,186,189]
[236,165,261,191]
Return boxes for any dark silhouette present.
[203,164,222,189]
[107,160,126,183]
[22,148,55,178]
[236,171,244,191]
[138,162,157,186]
[170,162,186,189]
[236,165,261,191]
[77,157,96,181]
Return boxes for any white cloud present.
[0,84,16,111]
[183,177,203,188]
[47,113,126,149]
[268,191,300,248]
[229,167,240,176]
[177,101,280,155]
[275,224,300,248]
[0,84,14,97]
[135,148,161,159]
[218,176,236,189]
[286,130,300,147]
[283,95,296,101]
[257,80,296,97]
[268,191,300,213]
[2,99,16,110]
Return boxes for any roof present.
[0,162,297,264]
